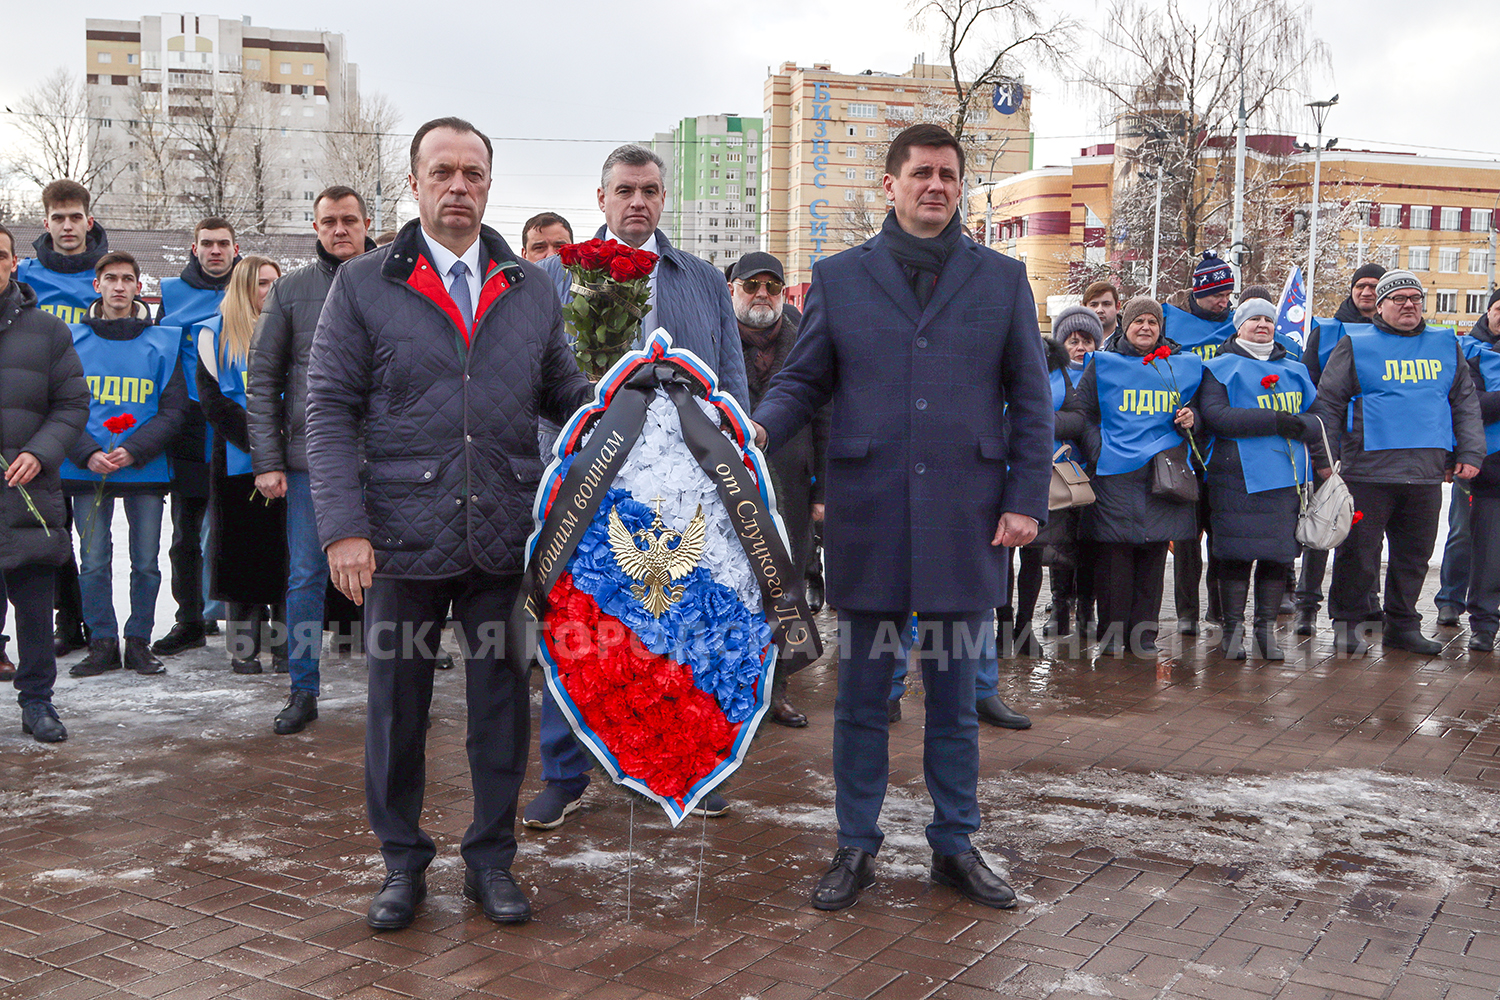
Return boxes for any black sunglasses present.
[737,277,784,295]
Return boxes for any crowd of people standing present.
[4,117,1499,929]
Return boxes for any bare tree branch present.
[6,68,121,196]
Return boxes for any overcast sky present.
[1,0,1492,241]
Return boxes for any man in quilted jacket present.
[306,117,593,933]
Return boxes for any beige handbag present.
[1049,445,1095,511]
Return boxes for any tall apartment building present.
[971,143,1500,333]
[762,58,1034,296]
[85,13,358,233]
[648,114,763,269]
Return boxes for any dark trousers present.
[168,494,208,625]
[1097,542,1169,646]
[1330,481,1442,630]
[835,611,983,856]
[4,565,57,707]
[53,496,84,630]
[1295,546,1328,611]
[1054,538,1099,623]
[1014,549,1044,628]
[364,569,527,873]
[1465,495,1500,635]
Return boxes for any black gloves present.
[1274,411,1305,439]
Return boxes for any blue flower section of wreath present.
[565,487,772,723]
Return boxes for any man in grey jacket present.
[307,118,593,933]
[247,184,374,736]
[1311,270,1485,655]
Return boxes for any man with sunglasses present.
[730,252,825,728]
[1311,270,1485,655]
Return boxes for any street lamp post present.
[1148,166,1165,298]
[1304,94,1338,344]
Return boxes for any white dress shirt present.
[421,229,482,318]
[605,228,660,339]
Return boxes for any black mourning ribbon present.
[510,361,822,680]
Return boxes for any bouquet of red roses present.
[557,239,659,378]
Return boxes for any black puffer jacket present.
[0,280,89,569]
[1197,336,1323,563]
[1065,332,1200,544]
[248,239,375,474]
[306,220,594,579]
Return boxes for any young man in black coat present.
[0,225,90,741]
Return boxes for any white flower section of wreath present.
[582,392,761,610]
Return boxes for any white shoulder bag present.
[1295,417,1355,550]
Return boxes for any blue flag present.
[1275,266,1309,349]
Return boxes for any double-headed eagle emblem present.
[607,497,707,617]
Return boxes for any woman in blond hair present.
[196,256,289,674]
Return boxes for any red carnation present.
[1261,374,1280,389]
[103,414,137,435]
[1351,511,1364,525]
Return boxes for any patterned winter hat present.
[1192,251,1234,298]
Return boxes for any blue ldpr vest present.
[1461,337,1500,455]
[15,261,97,325]
[1347,324,1458,452]
[157,279,228,405]
[1312,318,1346,369]
[1049,367,1073,457]
[1093,349,1204,476]
[201,316,253,476]
[1204,353,1318,493]
[1162,303,1235,361]
[60,323,181,485]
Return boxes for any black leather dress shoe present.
[1468,631,1495,652]
[931,848,1017,909]
[463,867,531,924]
[976,695,1031,730]
[70,638,122,677]
[151,621,206,656]
[21,702,68,743]
[887,698,902,723]
[1382,628,1442,656]
[810,846,875,911]
[125,637,166,675]
[366,870,425,930]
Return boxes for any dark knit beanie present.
[1121,295,1164,333]
[1351,262,1386,289]
[1489,287,1500,309]
[1052,304,1103,345]
[1192,252,1234,298]
[1240,284,1276,303]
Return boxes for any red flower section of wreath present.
[545,574,736,801]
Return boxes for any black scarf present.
[881,209,961,308]
[315,236,378,272]
[179,251,238,291]
[1333,296,1370,323]
[30,222,109,275]
[1188,295,1230,324]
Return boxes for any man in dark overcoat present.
[752,123,1054,912]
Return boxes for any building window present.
[1439,248,1460,273]
[710,154,719,163]
[726,153,741,162]
[745,202,755,212]
[747,154,757,164]
[1379,204,1401,228]
[303,63,314,75]
[848,102,878,118]
[99,118,112,129]
[865,168,878,181]
[709,186,719,195]
[845,190,857,201]
[278,62,290,74]
[304,190,315,200]
[97,52,112,63]
[1379,245,1399,269]
[1411,206,1433,230]
[711,137,720,146]
[304,211,314,221]
[1474,209,1494,232]
[863,191,878,202]
[745,187,756,196]
[1435,290,1458,313]
[99,96,112,107]
[710,235,718,243]
[865,147,879,159]
[247,58,260,70]
[866,125,878,137]
[846,146,857,158]
[1408,247,1430,271]
[710,169,719,179]
[1468,290,1490,314]
[847,125,858,137]
[1471,249,1493,274]
[127,53,138,64]
[1440,207,1462,231]
[844,168,857,179]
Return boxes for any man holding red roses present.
[529,144,749,830]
